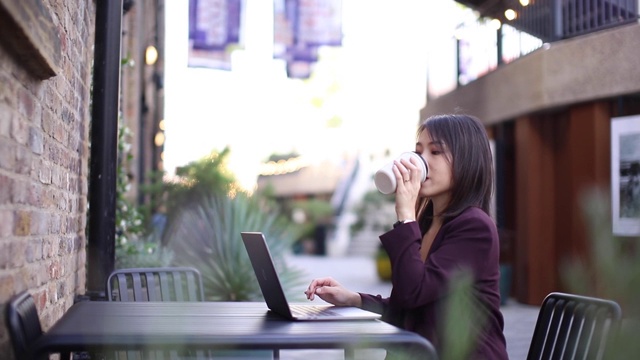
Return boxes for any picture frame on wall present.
[611,115,640,236]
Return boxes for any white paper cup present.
[374,152,428,194]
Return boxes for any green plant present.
[439,271,487,360]
[165,192,306,301]
[115,240,174,269]
[115,122,145,247]
[155,148,239,245]
[350,188,395,236]
[561,188,640,358]
[290,198,334,240]
[114,120,173,268]
[171,147,238,201]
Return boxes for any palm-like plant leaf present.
[165,193,307,301]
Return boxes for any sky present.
[163,0,462,191]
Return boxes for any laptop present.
[241,232,381,321]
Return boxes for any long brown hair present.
[415,114,494,232]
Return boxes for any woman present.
[305,114,508,359]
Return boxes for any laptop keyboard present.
[290,305,339,318]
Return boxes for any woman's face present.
[415,129,453,206]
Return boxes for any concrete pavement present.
[286,255,539,360]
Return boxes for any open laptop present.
[241,232,381,321]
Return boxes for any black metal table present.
[32,301,437,359]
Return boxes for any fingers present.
[394,158,418,183]
[392,162,405,184]
[305,277,338,301]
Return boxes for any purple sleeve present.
[358,293,388,315]
[380,209,499,309]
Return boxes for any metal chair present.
[106,267,207,359]
[5,290,70,360]
[105,267,274,359]
[106,266,205,302]
[526,292,622,360]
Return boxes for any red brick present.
[0,174,12,204]
[0,272,15,303]
[30,211,48,235]
[14,145,31,174]
[0,102,12,136]
[0,141,16,170]
[29,126,44,154]
[17,87,35,120]
[11,112,29,145]
[11,176,28,204]
[0,241,11,269]
[33,288,47,313]
[14,211,31,236]
[0,210,13,237]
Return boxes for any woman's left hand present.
[393,157,420,221]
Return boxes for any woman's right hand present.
[304,277,362,307]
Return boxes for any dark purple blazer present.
[360,206,508,359]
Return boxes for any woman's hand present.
[393,157,420,221]
[304,277,362,307]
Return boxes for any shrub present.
[165,192,306,301]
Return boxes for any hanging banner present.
[296,0,343,46]
[274,0,342,79]
[273,0,295,59]
[188,0,242,70]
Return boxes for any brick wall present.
[0,0,95,357]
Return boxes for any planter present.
[376,248,392,281]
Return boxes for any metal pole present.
[496,25,503,67]
[87,0,123,300]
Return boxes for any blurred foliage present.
[260,151,336,249]
[350,188,395,236]
[144,148,240,245]
[266,151,300,162]
[167,147,238,208]
[439,271,486,360]
[138,148,306,301]
[114,120,170,269]
[165,192,306,301]
[115,122,145,245]
[290,198,334,240]
[561,187,640,358]
[115,241,173,269]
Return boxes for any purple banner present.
[296,0,343,47]
[273,0,296,59]
[286,61,314,79]
[188,0,242,70]
[274,0,342,78]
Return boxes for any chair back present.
[106,267,205,302]
[5,291,44,360]
[527,292,622,360]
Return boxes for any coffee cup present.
[374,152,428,194]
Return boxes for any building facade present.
[0,0,95,356]
[422,1,640,305]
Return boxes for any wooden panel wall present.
[514,115,558,304]
[512,102,611,305]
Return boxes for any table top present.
[33,301,436,358]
